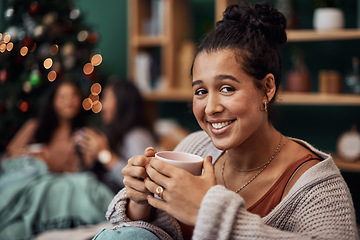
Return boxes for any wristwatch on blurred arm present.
[98,149,112,164]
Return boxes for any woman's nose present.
[205,93,223,116]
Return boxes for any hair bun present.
[218,1,287,46]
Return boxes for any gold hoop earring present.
[260,101,268,112]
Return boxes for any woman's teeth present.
[211,121,232,129]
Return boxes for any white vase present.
[313,8,344,31]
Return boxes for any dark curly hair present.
[104,79,152,152]
[191,0,287,120]
[33,78,87,143]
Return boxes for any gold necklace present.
[222,135,288,193]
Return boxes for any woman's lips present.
[208,120,234,135]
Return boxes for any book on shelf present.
[134,51,161,93]
[143,0,164,36]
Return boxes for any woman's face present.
[53,83,82,121]
[101,86,117,124]
[192,49,267,151]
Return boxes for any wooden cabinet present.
[128,0,360,106]
[127,0,192,95]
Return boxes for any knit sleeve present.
[194,177,359,240]
[194,185,311,239]
[105,188,184,240]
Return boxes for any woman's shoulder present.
[174,131,223,160]
[22,118,39,130]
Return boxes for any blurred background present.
[0,0,359,222]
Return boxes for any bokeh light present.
[82,98,93,110]
[20,46,28,56]
[89,93,99,102]
[3,34,11,43]
[83,62,94,75]
[90,82,101,95]
[91,101,102,113]
[77,30,88,42]
[91,54,102,66]
[6,42,13,51]
[49,44,59,55]
[43,58,53,69]
[0,42,6,53]
[19,101,30,112]
[47,71,57,82]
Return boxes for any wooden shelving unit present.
[278,92,360,106]
[128,0,360,167]
[127,0,192,93]
[129,1,360,104]
[287,29,360,42]
[143,90,360,105]
[333,156,360,172]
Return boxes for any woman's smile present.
[207,120,235,135]
[192,49,266,150]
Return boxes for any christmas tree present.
[0,0,104,152]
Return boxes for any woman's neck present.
[226,125,281,171]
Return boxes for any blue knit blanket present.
[0,156,114,240]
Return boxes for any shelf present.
[333,156,360,172]
[277,92,360,106]
[143,89,360,105]
[144,88,193,101]
[131,35,168,47]
[287,29,360,42]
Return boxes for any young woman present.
[94,1,358,239]
[5,78,88,172]
[76,80,156,193]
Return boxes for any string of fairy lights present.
[0,31,104,114]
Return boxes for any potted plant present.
[313,0,344,30]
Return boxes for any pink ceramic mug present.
[154,151,204,199]
[155,151,204,176]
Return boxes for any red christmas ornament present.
[0,70,8,83]
[29,1,39,15]
[88,32,99,44]
[19,101,30,113]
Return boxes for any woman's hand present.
[122,147,156,221]
[74,128,108,158]
[145,156,216,226]
[74,128,109,168]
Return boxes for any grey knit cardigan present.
[106,131,359,240]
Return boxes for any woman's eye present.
[221,86,235,93]
[194,89,207,96]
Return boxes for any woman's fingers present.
[124,175,149,192]
[202,156,214,176]
[144,147,156,157]
[146,158,185,186]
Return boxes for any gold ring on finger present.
[156,186,164,199]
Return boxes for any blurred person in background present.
[76,79,157,193]
[0,77,114,239]
[4,77,89,172]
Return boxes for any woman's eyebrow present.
[192,75,240,87]
[192,80,203,87]
[215,74,240,83]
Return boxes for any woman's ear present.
[263,73,276,102]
